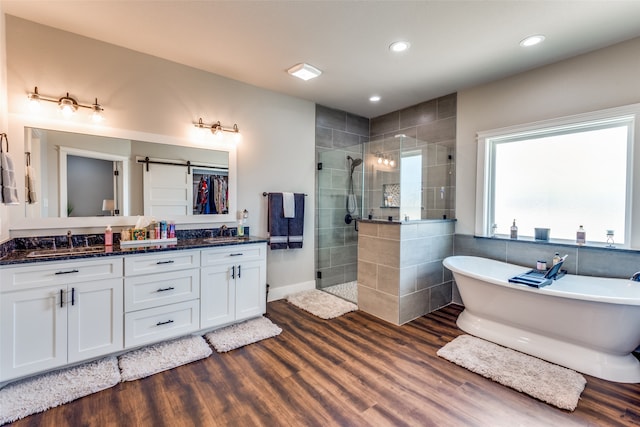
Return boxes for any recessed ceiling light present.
[389,40,410,53]
[520,35,545,47]
[287,63,322,80]
[369,95,381,102]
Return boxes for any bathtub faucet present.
[631,272,640,282]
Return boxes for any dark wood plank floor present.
[8,301,640,426]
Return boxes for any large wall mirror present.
[9,116,236,230]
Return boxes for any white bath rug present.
[205,316,282,353]
[323,281,358,304]
[287,289,358,319]
[0,356,120,425]
[119,335,212,381]
[437,335,587,411]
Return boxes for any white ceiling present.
[4,1,640,118]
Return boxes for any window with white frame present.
[476,105,639,247]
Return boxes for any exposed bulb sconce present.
[195,118,241,142]
[27,87,105,122]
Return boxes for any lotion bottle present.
[510,219,518,239]
[576,225,586,245]
[105,225,113,246]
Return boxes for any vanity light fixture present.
[287,63,322,81]
[27,87,105,122]
[195,118,241,141]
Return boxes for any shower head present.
[347,155,363,171]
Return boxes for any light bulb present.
[384,158,389,166]
[91,99,104,123]
[28,87,41,112]
[377,156,382,164]
[390,159,396,167]
[58,95,77,118]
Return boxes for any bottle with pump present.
[510,219,518,239]
[105,225,113,246]
[576,225,586,245]
[552,252,561,266]
[237,219,244,237]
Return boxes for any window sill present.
[475,235,639,253]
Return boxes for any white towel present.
[283,192,295,218]
[1,151,19,205]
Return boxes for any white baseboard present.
[267,280,315,302]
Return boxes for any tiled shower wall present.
[368,94,457,220]
[315,105,369,288]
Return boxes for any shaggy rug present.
[437,335,587,411]
[119,335,212,381]
[287,289,358,319]
[323,281,358,304]
[0,356,121,424]
[205,316,282,353]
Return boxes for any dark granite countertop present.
[0,236,268,266]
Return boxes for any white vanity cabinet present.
[123,250,201,348]
[0,258,123,382]
[200,243,266,329]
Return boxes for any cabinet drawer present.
[201,243,266,267]
[124,250,200,276]
[1,257,123,292]
[124,300,199,348]
[125,269,200,312]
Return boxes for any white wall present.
[4,16,316,295]
[456,36,640,236]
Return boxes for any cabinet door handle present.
[237,265,241,278]
[55,269,79,275]
[157,286,175,292]
[71,287,75,305]
[229,253,243,257]
[231,265,236,279]
[156,260,175,265]
[156,319,174,326]
[60,289,64,308]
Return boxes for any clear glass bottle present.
[510,219,518,239]
[576,225,586,245]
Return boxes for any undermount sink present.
[26,246,106,258]
[203,236,250,244]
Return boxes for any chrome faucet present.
[67,230,74,249]
[218,225,229,237]
[631,272,640,282]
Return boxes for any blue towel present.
[268,193,288,250]
[288,193,305,249]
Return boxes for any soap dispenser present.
[105,225,113,246]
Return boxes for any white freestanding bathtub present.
[443,255,640,383]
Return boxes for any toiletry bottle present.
[237,219,244,237]
[105,225,113,246]
[368,209,373,220]
[552,252,561,266]
[576,225,586,245]
[510,219,518,239]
